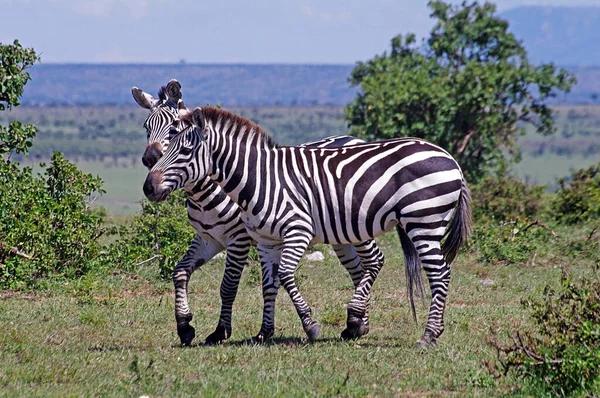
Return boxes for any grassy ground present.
[2,228,595,397]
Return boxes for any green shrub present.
[0,41,116,289]
[109,190,195,279]
[470,175,546,222]
[488,266,600,396]
[553,163,600,225]
[0,153,109,289]
[470,220,554,266]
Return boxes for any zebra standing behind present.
[132,80,386,345]
[143,106,472,347]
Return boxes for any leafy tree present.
[0,41,111,288]
[0,40,39,156]
[345,1,576,182]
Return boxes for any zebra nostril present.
[143,178,155,197]
[142,155,151,169]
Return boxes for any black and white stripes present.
[145,105,472,346]
[132,81,386,345]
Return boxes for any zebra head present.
[132,79,190,169]
[143,107,210,202]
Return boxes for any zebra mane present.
[184,106,277,148]
[157,86,168,102]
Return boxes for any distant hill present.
[22,64,356,107]
[20,63,600,107]
[500,6,600,67]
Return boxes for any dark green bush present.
[1,41,115,289]
[470,175,546,222]
[109,190,195,279]
[488,266,600,396]
[470,220,554,266]
[553,163,600,225]
[0,153,108,288]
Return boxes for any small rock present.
[214,252,226,259]
[306,251,325,262]
[481,279,494,286]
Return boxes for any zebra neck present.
[209,133,281,214]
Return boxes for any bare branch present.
[135,254,162,267]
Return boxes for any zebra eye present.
[173,119,180,128]
[180,146,194,156]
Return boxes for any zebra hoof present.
[305,323,321,343]
[177,324,196,347]
[252,330,273,344]
[416,332,437,349]
[204,325,231,345]
[340,320,367,340]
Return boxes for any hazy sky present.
[1,0,598,63]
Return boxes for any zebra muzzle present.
[142,142,164,169]
[143,170,167,202]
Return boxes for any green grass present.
[2,227,595,397]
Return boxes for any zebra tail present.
[441,178,473,265]
[396,225,424,323]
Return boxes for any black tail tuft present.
[442,179,472,265]
[397,225,424,323]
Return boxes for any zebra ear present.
[192,107,206,132]
[166,79,182,101]
[132,87,158,109]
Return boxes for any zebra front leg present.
[277,234,321,342]
[173,235,224,346]
[252,244,282,343]
[343,240,385,340]
[204,236,251,345]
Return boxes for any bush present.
[470,220,554,266]
[0,153,109,288]
[470,175,546,222]
[109,190,195,279]
[553,163,600,225]
[1,41,115,289]
[488,266,600,396]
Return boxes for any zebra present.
[131,80,385,345]
[143,105,472,347]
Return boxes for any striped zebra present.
[143,105,472,347]
[132,80,384,345]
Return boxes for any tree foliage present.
[0,40,112,288]
[0,40,39,156]
[552,163,600,225]
[345,1,576,182]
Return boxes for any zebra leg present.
[343,240,385,340]
[277,235,321,342]
[411,237,450,348]
[344,240,385,339]
[204,235,251,345]
[173,235,224,346]
[331,244,370,332]
[252,244,282,344]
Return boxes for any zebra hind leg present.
[413,239,451,348]
[331,244,370,338]
[342,240,384,340]
[252,244,282,344]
